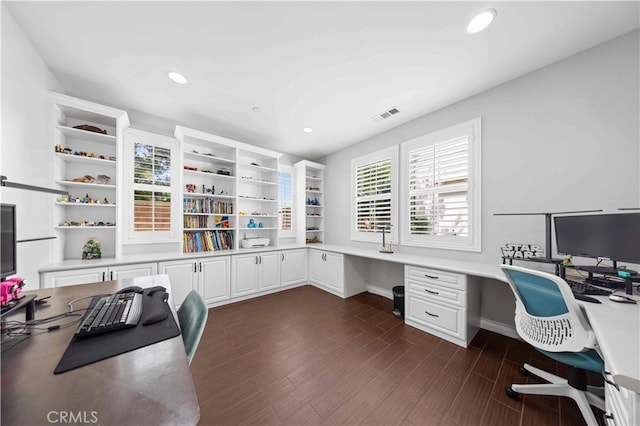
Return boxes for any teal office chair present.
[500,265,605,426]
[177,290,208,365]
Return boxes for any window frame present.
[277,164,295,238]
[123,128,181,244]
[400,117,482,251]
[350,146,398,243]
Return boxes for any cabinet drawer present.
[605,379,628,426]
[405,265,465,291]
[407,294,463,338]
[406,279,465,307]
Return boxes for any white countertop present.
[310,244,506,282]
[38,243,307,273]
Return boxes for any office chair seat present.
[537,348,604,373]
[501,265,605,426]
[177,290,208,365]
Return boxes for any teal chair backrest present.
[177,290,208,365]
[502,268,569,317]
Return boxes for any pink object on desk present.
[1,277,24,305]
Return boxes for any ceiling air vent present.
[372,107,400,122]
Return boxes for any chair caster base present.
[505,387,520,400]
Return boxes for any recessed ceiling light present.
[466,9,496,34]
[302,127,313,133]
[168,72,187,84]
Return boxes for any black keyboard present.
[75,293,143,338]
[565,279,612,296]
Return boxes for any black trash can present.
[392,285,405,318]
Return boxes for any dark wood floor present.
[190,285,593,425]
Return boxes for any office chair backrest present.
[177,290,208,365]
[500,265,597,354]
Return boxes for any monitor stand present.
[577,262,637,276]
[0,295,36,323]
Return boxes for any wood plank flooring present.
[190,285,595,425]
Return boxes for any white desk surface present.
[309,244,506,281]
[311,244,640,394]
[581,294,640,393]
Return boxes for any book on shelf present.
[183,230,234,253]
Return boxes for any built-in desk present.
[310,244,640,415]
[1,275,200,426]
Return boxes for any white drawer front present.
[407,295,463,339]
[405,265,465,291]
[605,380,628,426]
[407,279,465,307]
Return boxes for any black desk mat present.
[54,292,180,374]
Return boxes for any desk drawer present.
[407,279,465,308]
[405,265,465,291]
[407,294,463,339]
[605,378,628,426]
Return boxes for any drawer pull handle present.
[424,310,439,317]
[602,371,619,391]
[424,274,439,279]
[424,289,439,295]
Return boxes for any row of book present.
[183,230,234,253]
[184,215,230,229]
[184,198,233,214]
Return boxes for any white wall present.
[322,30,640,326]
[1,4,64,290]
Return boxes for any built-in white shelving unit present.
[295,160,325,245]
[175,126,282,253]
[51,92,129,260]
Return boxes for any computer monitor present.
[554,212,640,269]
[1,204,17,280]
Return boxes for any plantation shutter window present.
[124,129,180,243]
[408,136,469,237]
[401,118,481,251]
[351,147,398,243]
[133,143,172,232]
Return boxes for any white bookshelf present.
[51,92,129,260]
[295,160,325,245]
[175,126,282,253]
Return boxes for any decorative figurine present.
[248,219,257,228]
[185,184,196,193]
[82,237,102,260]
[55,144,63,153]
[563,254,573,266]
[96,175,110,184]
[63,147,73,155]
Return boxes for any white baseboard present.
[367,285,393,300]
[479,318,520,340]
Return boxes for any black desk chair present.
[501,265,605,426]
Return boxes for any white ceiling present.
[5,1,639,160]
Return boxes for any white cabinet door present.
[200,257,230,304]
[158,259,197,307]
[324,252,344,292]
[109,262,158,281]
[308,249,325,285]
[281,249,308,286]
[232,254,258,297]
[43,267,107,288]
[258,252,281,291]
